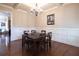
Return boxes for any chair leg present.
[49,41,51,48]
[46,43,49,51]
[22,42,24,48]
[47,43,48,51]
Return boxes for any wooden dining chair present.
[22,34,27,48]
[44,35,51,51]
[38,36,45,51]
[48,32,52,48]
[39,32,52,51]
[38,32,47,51]
[22,32,30,48]
[22,33,34,50]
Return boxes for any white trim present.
[16,9,27,13]
[43,3,71,13]
[0,4,13,10]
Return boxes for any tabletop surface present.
[28,33,40,39]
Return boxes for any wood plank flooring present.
[0,39,79,56]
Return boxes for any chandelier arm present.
[30,3,43,16]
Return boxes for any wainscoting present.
[36,27,79,47]
[11,27,36,41]
[11,27,79,47]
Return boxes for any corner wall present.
[0,5,36,41]
[11,9,36,41]
[36,3,79,47]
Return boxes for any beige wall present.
[0,4,36,41]
[36,3,79,47]
[36,3,79,28]
[0,3,79,47]
[0,4,36,28]
[12,9,36,27]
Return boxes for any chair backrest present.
[22,30,29,40]
[48,32,52,39]
[45,35,50,41]
[24,30,29,34]
[41,30,46,34]
[31,30,36,34]
[39,30,46,41]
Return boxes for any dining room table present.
[28,32,41,40]
[22,31,51,51]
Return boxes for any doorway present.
[0,12,11,50]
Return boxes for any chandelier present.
[30,3,43,16]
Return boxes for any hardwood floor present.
[0,39,79,56]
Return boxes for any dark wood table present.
[25,33,41,50]
[28,33,40,40]
[22,32,51,51]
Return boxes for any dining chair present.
[22,32,29,48]
[39,32,52,51]
[23,30,29,42]
[38,32,46,51]
[25,36,33,49]
[40,30,46,38]
[22,34,27,48]
[38,37,45,51]
[48,32,52,48]
[44,35,51,50]
[22,33,34,50]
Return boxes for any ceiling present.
[1,3,18,8]
[0,3,65,11]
